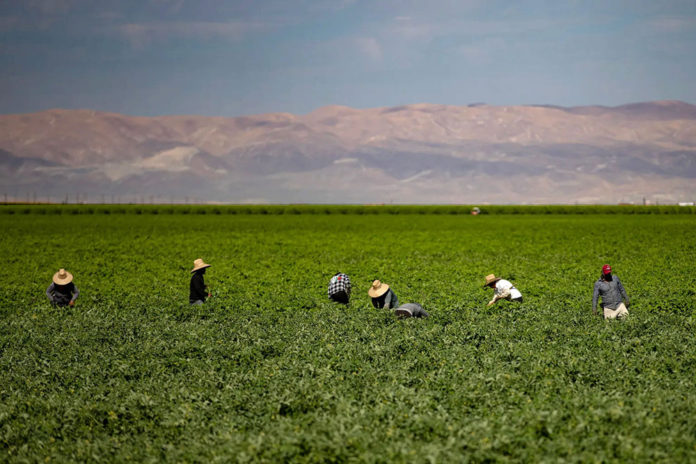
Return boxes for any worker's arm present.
[414,306,429,318]
[70,284,80,303]
[487,287,510,307]
[617,276,629,307]
[592,282,600,315]
[384,290,393,309]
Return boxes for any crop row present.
[2,213,696,462]
[1,204,695,215]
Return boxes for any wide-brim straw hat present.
[191,258,211,273]
[53,268,73,285]
[394,307,413,318]
[368,280,390,298]
[483,274,501,288]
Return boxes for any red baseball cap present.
[602,264,612,275]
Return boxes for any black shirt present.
[189,272,207,303]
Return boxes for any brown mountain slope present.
[0,101,695,203]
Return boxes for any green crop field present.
[1,210,695,462]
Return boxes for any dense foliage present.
[1,213,695,462]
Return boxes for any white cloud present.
[389,16,435,40]
[23,0,80,15]
[650,16,696,33]
[305,0,358,13]
[148,0,186,14]
[0,16,20,31]
[354,37,383,62]
[117,20,266,48]
[458,37,507,60]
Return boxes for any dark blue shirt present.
[46,282,79,306]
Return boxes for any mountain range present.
[1,100,695,204]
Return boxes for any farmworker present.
[394,303,429,318]
[190,258,211,305]
[592,264,630,319]
[483,274,523,306]
[369,280,399,309]
[328,272,351,304]
[46,268,80,307]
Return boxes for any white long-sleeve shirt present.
[494,279,522,300]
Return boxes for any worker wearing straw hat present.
[368,280,399,309]
[46,268,80,307]
[190,258,211,305]
[394,303,429,318]
[592,264,629,319]
[483,274,523,307]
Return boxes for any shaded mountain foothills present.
[1,101,695,203]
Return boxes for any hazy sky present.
[1,0,695,116]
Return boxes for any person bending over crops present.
[46,268,79,307]
[394,303,429,318]
[592,264,630,319]
[328,272,351,304]
[483,274,523,306]
[190,258,211,305]
[369,280,399,309]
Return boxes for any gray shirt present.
[592,275,628,311]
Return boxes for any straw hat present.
[53,268,73,285]
[368,280,390,298]
[191,258,211,273]
[394,307,413,318]
[483,274,501,288]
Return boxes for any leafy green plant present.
[0,212,695,461]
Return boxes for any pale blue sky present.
[1,0,695,116]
